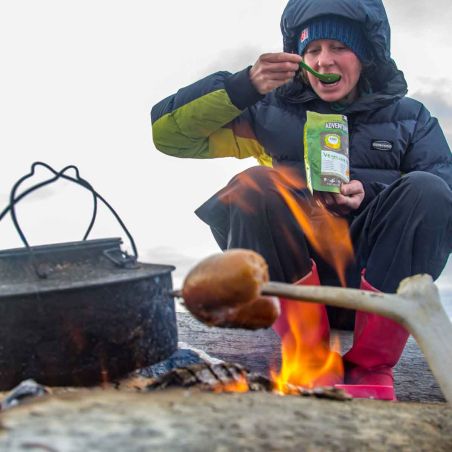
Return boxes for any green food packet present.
[304,111,350,193]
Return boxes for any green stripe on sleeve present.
[152,89,241,158]
[209,128,273,166]
[153,88,273,166]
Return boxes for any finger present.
[252,64,299,78]
[252,78,292,94]
[259,52,302,64]
[263,62,301,73]
[326,194,353,216]
[331,193,349,206]
[263,71,298,80]
[340,184,352,196]
[340,180,364,196]
[336,193,363,211]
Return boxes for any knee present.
[229,166,277,200]
[231,166,276,187]
[402,171,448,193]
[398,172,452,224]
[401,171,451,205]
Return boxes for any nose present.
[316,48,335,69]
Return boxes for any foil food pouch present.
[304,111,350,193]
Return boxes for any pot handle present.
[0,162,138,277]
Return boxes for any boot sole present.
[335,384,396,401]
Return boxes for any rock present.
[0,379,50,411]
[0,389,450,451]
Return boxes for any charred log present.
[145,362,351,401]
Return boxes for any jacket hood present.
[279,0,407,109]
[281,0,390,62]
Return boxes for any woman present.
[151,0,452,399]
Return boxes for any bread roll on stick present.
[182,249,280,330]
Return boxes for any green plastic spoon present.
[299,60,341,84]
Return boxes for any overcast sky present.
[0,0,450,295]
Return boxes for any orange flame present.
[220,166,354,391]
[220,167,354,285]
[268,168,350,391]
[218,171,264,215]
[271,303,344,392]
[213,376,250,393]
[268,168,353,286]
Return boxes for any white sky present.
[0,0,450,292]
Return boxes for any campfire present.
[180,166,355,395]
[176,249,452,404]
[172,166,452,403]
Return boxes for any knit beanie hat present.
[298,15,370,63]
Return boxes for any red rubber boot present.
[273,261,343,387]
[336,271,410,400]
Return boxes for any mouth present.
[319,79,340,88]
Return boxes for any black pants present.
[196,166,452,293]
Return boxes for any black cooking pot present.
[0,163,177,389]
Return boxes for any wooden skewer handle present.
[261,282,405,322]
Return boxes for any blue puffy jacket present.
[151,0,452,211]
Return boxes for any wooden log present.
[177,312,446,403]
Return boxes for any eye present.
[305,47,320,55]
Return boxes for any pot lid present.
[0,238,175,298]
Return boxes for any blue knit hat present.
[298,16,370,62]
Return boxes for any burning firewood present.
[146,362,249,391]
[145,362,351,401]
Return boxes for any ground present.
[0,311,450,450]
[0,388,451,451]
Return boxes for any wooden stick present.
[262,274,452,404]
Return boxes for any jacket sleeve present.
[151,68,273,166]
[401,105,452,190]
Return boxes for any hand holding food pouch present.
[304,111,350,193]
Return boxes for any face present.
[303,39,362,103]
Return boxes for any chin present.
[318,93,347,103]
[313,83,358,104]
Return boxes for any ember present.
[212,376,249,393]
